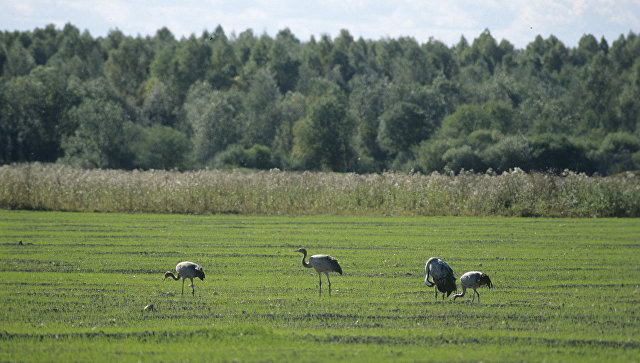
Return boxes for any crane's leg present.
[434,287,438,299]
[475,290,480,303]
[181,278,185,296]
[190,277,195,296]
[326,273,332,296]
[472,288,478,302]
[318,273,322,295]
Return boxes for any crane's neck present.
[300,251,312,269]
[164,272,180,281]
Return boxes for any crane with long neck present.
[452,271,492,302]
[163,261,205,296]
[296,248,342,296]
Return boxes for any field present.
[1,210,639,362]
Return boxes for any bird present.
[163,261,205,296]
[295,248,342,295]
[452,271,493,302]
[424,257,457,299]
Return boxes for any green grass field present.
[1,210,639,362]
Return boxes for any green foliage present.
[61,93,136,169]
[592,132,640,175]
[140,80,175,127]
[213,144,274,170]
[182,82,242,165]
[292,90,355,171]
[0,66,70,163]
[377,102,433,154]
[482,135,533,172]
[131,125,191,170]
[0,25,639,174]
[440,100,514,139]
[208,27,239,90]
[442,145,482,172]
[242,68,282,146]
[104,37,152,106]
[1,211,639,361]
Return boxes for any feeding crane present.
[424,257,457,299]
[163,261,205,296]
[452,271,493,302]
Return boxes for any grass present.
[1,210,639,362]
[1,162,640,217]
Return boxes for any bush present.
[213,144,274,170]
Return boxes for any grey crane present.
[424,257,457,299]
[452,271,492,302]
[163,261,205,296]
[296,248,342,295]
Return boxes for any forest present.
[1,23,639,175]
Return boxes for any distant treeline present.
[1,24,639,175]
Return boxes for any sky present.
[2,0,639,49]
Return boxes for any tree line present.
[1,24,639,175]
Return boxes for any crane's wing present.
[328,256,343,275]
[311,254,342,275]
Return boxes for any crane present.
[452,271,493,302]
[424,257,457,299]
[296,248,342,295]
[163,261,205,296]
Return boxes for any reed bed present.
[1,163,639,217]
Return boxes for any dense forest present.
[1,24,639,175]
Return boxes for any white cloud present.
[1,0,638,47]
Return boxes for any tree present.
[3,40,35,77]
[348,73,389,171]
[617,59,640,132]
[242,68,282,146]
[104,36,152,105]
[208,26,239,90]
[0,66,69,163]
[62,79,135,169]
[183,82,242,166]
[481,135,533,172]
[440,101,514,139]
[132,125,191,170]
[579,52,617,131]
[377,102,434,155]
[272,91,306,168]
[592,132,640,175]
[442,145,482,172]
[329,29,355,84]
[269,29,301,93]
[173,35,210,101]
[291,90,354,171]
[141,80,175,127]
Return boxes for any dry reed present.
[1,163,638,217]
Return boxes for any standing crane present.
[163,261,205,296]
[424,257,457,299]
[296,248,342,295]
[452,271,492,302]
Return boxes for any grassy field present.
[1,210,639,362]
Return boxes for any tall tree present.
[242,68,281,146]
[292,89,354,171]
[183,82,242,165]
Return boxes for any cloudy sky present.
[2,0,639,49]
